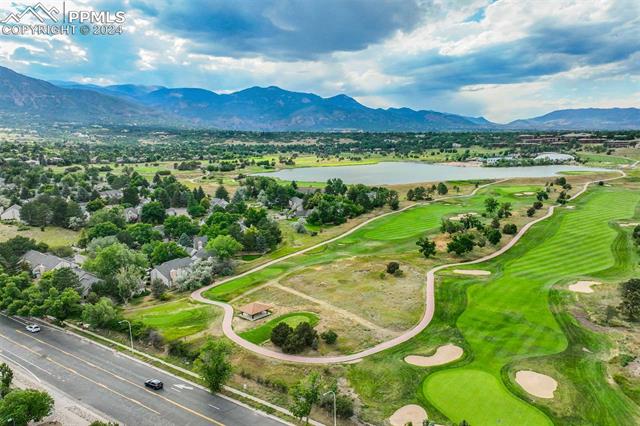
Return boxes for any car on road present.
[144,379,163,390]
[25,324,40,333]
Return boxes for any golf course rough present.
[422,187,640,426]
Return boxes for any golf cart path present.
[192,173,626,364]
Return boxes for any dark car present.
[144,379,163,390]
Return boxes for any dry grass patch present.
[281,256,426,331]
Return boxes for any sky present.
[0,0,638,123]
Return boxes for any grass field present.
[422,186,640,425]
[0,223,80,246]
[125,299,222,341]
[239,312,319,344]
[204,180,555,302]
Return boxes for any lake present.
[255,162,610,185]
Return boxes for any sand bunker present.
[450,212,479,221]
[516,191,536,196]
[515,370,558,399]
[389,404,428,426]
[566,205,576,209]
[620,222,640,227]
[453,269,491,276]
[405,344,464,367]
[569,281,601,294]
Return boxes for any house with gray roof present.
[72,268,101,296]
[0,204,21,222]
[210,198,229,210]
[150,257,194,287]
[21,250,73,276]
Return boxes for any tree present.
[42,287,82,320]
[271,322,293,347]
[325,178,347,195]
[215,185,230,201]
[502,223,517,235]
[207,235,242,260]
[141,201,166,224]
[84,243,148,281]
[0,389,54,426]
[416,236,436,258]
[40,267,80,292]
[484,197,499,214]
[486,229,501,245]
[447,233,475,255]
[320,330,338,344]
[115,266,144,303]
[122,186,139,206]
[437,182,448,195]
[163,215,199,239]
[619,278,640,320]
[147,241,188,265]
[195,339,233,393]
[82,297,119,328]
[0,363,12,398]
[526,207,536,217]
[386,262,400,274]
[497,202,512,218]
[151,278,167,299]
[289,373,321,424]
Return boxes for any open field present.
[125,298,222,341]
[239,311,319,344]
[422,186,640,425]
[0,223,80,246]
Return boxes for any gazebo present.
[238,302,272,321]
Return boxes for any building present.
[166,207,189,217]
[238,302,272,321]
[124,207,140,222]
[21,250,74,276]
[150,257,194,287]
[0,205,21,221]
[288,196,311,218]
[21,250,100,296]
[210,198,229,210]
[99,189,123,200]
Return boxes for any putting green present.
[422,187,640,425]
[239,312,319,344]
[425,369,552,425]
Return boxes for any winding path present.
[192,172,626,364]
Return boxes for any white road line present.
[0,350,44,382]
[208,404,220,410]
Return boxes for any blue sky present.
[0,0,638,122]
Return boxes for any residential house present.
[72,268,101,296]
[0,205,21,222]
[210,198,229,210]
[150,257,194,287]
[166,207,189,217]
[287,196,311,218]
[99,189,123,200]
[124,207,140,222]
[21,250,74,277]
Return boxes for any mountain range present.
[1,66,638,131]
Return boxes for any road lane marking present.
[0,333,160,415]
[14,330,226,426]
[0,350,44,382]
[208,404,220,410]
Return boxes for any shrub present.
[502,223,517,235]
[386,262,400,274]
[271,322,293,347]
[320,330,338,344]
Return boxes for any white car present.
[25,324,40,333]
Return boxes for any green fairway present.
[421,186,640,425]
[239,312,319,344]
[204,184,535,302]
[126,299,221,341]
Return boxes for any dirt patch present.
[450,212,479,221]
[405,344,463,367]
[452,269,491,276]
[389,404,428,426]
[625,358,640,378]
[569,280,600,294]
[515,370,558,399]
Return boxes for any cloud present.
[142,0,424,60]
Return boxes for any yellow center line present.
[0,332,160,415]
[14,330,225,426]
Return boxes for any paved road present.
[0,315,286,426]
[193,172,626,364]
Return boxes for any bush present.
[386,261,400,274]
[168,340,199,362]
[271,322,293,347]
[320,330,338,344]
[502,223,517,235]
[527,207,536,217]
